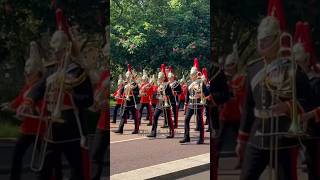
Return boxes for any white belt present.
[254,108,286,119]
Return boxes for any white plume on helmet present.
[24,41,43,75]
[50,30,69,51]
[292,43,309,63]
[149,74,156,84]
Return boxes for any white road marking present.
[110,153,209,180]
[110,137,147,144]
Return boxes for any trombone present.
[30,42,72,172]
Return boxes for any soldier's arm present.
[176,84,182,95]
[237,77,255,144]
[285,69,315,115]
[210,72,230,105]
[72,74,94,108]
[25,76,47,104]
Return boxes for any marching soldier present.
[138,70,153,126]
[147,65,175,138]
[150,74,158,110]
[0,42,49,180]
[200,68,211,132]
[236,15,313,180]
[114,64,140,134]
[18,23,94,180]
[180,58,209,144]
[217,45,246,169]
[294,22,320,180]
[168,66,182,128]
[91,67,109,180]
[111,75,124,123]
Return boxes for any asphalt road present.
[110,109,210,175]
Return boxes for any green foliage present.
[111,0,210,81]
[212,0,320,69]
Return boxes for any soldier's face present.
[169,76,174,82]
[158,77,164,83]
[257,35,279,56]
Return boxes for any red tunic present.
[113,87,124,105]
[219,73,246,123]
[10,83,45,135]
[151,85,158,105]
[179,84,187,101]
[140,82,152,104]
[95,70,109,130]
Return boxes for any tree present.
[111,0,210,82]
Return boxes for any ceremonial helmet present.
[50,9,70,52]
[118,74,124,85]
[293,21,313,65]
[167,66,175,80]
[25,41,43,75]
[141,69,148,81]
[257,16,280,54]
[224,43,239,70]
[149,74,156,84]
[190,58,201,78]
[125,64,133,80]
[180,75,186,84]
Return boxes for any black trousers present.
[304,139,320,180]
[240,145,298,180]
[118,106,139,132]
[10,134,51,180]
[184,107,204,140]
[139,103,152,124]
[112,104,121,122]
[217,121,240,152]
[171,104,178,127]
[91,129,109,180]
[151,107,174,135]
[39,141,81,180]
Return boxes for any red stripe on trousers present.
[290,147,298,180]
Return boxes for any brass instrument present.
[30,42,72,172]
[158,83,171,108]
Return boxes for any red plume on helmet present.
[193,58,200,72]
[161,64,168,82]
[127,64,132,73]
[267,0,286,31]
[55,8,71,39]
[294,21,304,43]
[169,65,174,73]
[202,68,208,81]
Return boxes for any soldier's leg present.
[112,104,120,123]
[148,108,162,137]
[240,145,269,180]
[62,141,83,180]
[10,134,35,180]
[180,108,194,143]
[147,104,153,126]
[196,107,205,144]
[277,148,298,180]
[91,129,108,180]
[38,143,57,180]
[115,108,129,133]
[303,139,319,180]
[139,103,147,121]
[165,107,175,138]
[131,107,139,133]
[171,105,177,128]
